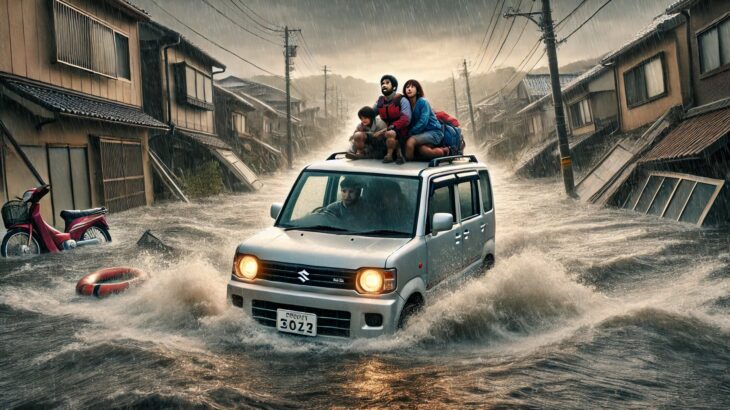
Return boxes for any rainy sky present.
[131,0,672,82]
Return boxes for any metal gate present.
[99,138,145,212]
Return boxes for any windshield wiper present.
[283,225,349,233]
[349,229,409,237]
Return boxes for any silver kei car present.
[227,154,495,338]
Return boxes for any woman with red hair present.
[402,79,447,161]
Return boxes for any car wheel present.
[398,296,424,329]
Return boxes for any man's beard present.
[381,87,393,96]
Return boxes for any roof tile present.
[2,79,167,129]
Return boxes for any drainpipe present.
[162,36,181,129]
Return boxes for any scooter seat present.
[60,207,107,220]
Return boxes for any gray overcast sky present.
[131,0,672,82]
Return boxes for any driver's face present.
[340,187,360,207]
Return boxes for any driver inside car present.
[320,177,367,220]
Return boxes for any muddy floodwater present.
[1,135,729,409]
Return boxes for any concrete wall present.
[616,26,691,131]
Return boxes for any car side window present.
[478,170,493,212]
[427,184,455,234]
[457,180,479,220]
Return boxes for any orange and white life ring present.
[76,267,148,298]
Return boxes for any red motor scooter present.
[1,185,111,257]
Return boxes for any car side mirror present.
[270,203,283,220]
[431,213,453,235]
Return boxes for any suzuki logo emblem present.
[297,269,310,282]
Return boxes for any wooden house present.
[0,0,167,226]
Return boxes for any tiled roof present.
[214,84,255,111]
[517,65,611,115]
[144,21,226,69]
[1,78,167,129]
[666,0,700,13]
[521,73,580,98]
[179,131,232,150]
[640,106,730,163]
[218,76,301,102]
[602,13,685,62]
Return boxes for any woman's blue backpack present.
[441,123,464,155]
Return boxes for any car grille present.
[258,260,357,290]
[251,300,351,337]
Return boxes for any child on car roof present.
[347,106,388,160]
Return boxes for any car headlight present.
[233,254,259,280]
[356,268,396,294]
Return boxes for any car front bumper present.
[227,279,404,338]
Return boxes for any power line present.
[295,31,321,68]
[147,0,282,78]
[555,0,589,30]
[229,0,282,32]
[559,0,614,43]
[200,0,280,46]
[235,0,279,30]
[496,1,535,68]
[472,0,506,71]
[481,0,523,74]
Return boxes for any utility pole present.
[322,65,329,120]
[504,0,576,196]
[284,26,300,169]
[462,59,478,142]
[451,72,458,116]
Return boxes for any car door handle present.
[463,229,470,240]
[454,232,461,244]
[480,223,486,232]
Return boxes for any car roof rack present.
[428,155,478,167]
[326,152,349,160]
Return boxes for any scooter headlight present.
[356,268,396,294]
[233,254,259,280]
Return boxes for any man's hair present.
[357,106,376,122]
[403,79,424,100]
[380,74,398,92]
[340,177,363,190]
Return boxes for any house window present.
[232,112,247,134]
[698,17,730,74]
[533,115,542,134]
[624,54,666,107]
[526,117,535,134]
[569,99,592,128]
[175,63,213,110]
[52,0,130,79]
[621,171,724,226]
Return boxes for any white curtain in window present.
[720,20,730,65]
[700,28,721,73]
[582,99,592,123]
[645,57,665,98]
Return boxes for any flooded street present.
[1,134,729,409]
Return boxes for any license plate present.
[276,309,317,336]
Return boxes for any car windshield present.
[276,171,420,237]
